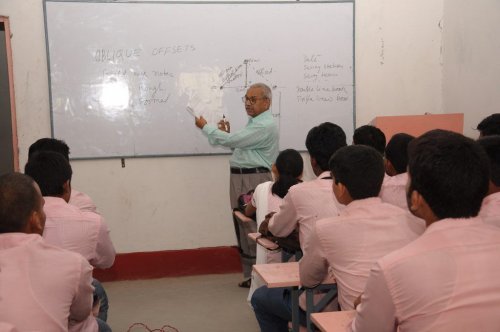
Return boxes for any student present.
[300,145,424,312]
[352,125,386,155]
[379,133,415,209]
[195,83,279,287]
[478,135,500,226]
[477,113,500,137]
[29,138,97,213]
[244,149,303,302]
[0,173,98,331]
[25,151,116,325]
[351,130,500,332]
[265,122,347,256]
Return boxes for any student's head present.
[384,133,415,176]
[407,130,489,224]
[24,151,73,201]
[305,122,347,174]
[271,149,304,198]
[477,135,500,195]
[244,83,272,118]
[0,173,46,235]
[28,138,70,161]
[353,125,386,155]
[328,145,385,205]
[477,113,500,137]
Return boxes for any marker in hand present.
[218,114,230,133]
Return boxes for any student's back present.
[300,145,424,310]
[0,173,97,332]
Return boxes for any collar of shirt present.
[344,197,383,212]
[482,191,500,208]
[425,216,484,234]
[0,233,41,250]
[317,171,332,180]
[44,196,68,207]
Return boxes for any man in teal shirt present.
[195,83,279,287]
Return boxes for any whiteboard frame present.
[43,0,356,160]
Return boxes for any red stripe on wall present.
[93,246,242,282]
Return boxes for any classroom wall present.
[1,0,486,254]
[442,0,500,138]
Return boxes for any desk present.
[253,262,336,332]
[311,310,355,332]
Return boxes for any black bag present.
[258,212,301,254]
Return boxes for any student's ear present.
[408,190,436,226]
[62,180,71,203]
[25,210,44,235]
[333,181,350,205]
[385,159,396,176]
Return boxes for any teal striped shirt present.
[202,110,279,169]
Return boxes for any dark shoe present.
[238,278,251,288]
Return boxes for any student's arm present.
[69,259,94,322]
[299,223,328,288]
[268,191,299,237]
[350,263,397,332]
[90,217,116,269]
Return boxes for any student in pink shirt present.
[478,135,500,227]
[379,133,415,209]
[0,173,98,332]
[265,122,347,257]
[252,123,346,332]
[29,138,98,213]
[25,151,115,327]
[353,125,386,156]
[351,130,500,332]
[300,145,424,312]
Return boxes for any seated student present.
[29,138,97,213]
[478,135,500,226]
[477,113,500,137]
[379,133,415,209]
[266,122,347,256]
[300,145,424,312]
[25,151,116,324]
[244,149,303,302]
[351,130,500,332]
[0,173,100,331]
[352,125,386,156]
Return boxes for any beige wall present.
[3,0,489,253]
[442,0,500,138]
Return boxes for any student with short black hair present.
[0,173,98,331]
[25,151,115,326]
[379,133,415,209]
[300,145,424,312]
[477,113,500,137]
[352,125,386,155]
[29,138,97,212]
[351,130,500,332]
[478,135,500,227]
[252,123,346,331]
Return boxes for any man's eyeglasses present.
[241,96,267,105]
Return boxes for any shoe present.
[238,278,251,288]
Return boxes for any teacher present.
[195,82,279,287]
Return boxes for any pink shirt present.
[479,192,500,227]
[0,233,97,332]
[43,197,116,269]
[300,197,425,310]
[269,171,343,254]
[351,217,500,332]
[69,189,97,213]
[379,172,409,210]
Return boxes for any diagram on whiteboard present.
[214,58,280,91]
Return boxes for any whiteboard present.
[44,0,355,159]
